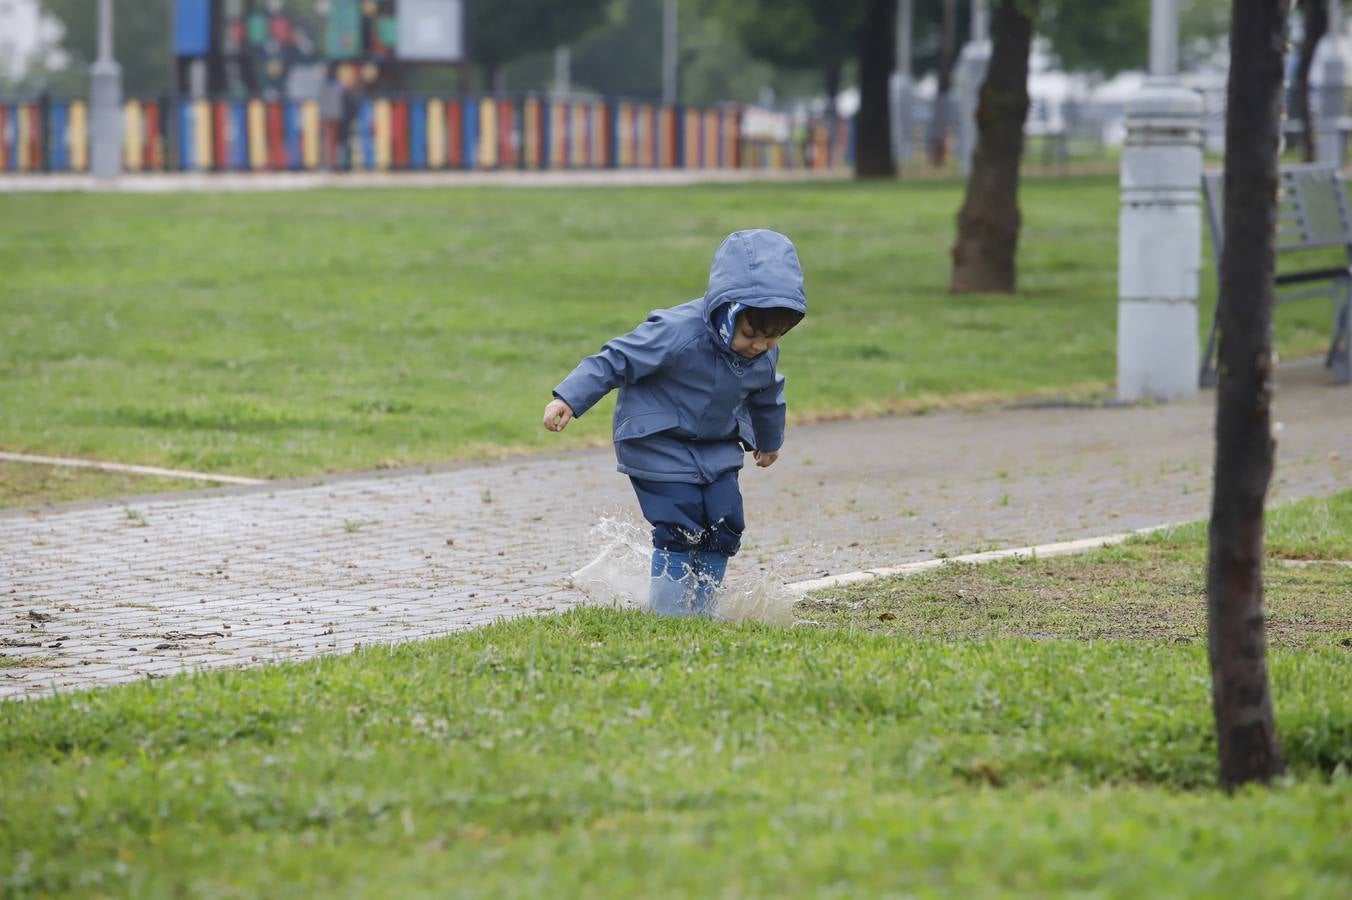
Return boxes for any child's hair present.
[742,306,804,338]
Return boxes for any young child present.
[542,229,807,617]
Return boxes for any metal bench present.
[1199,163,1352,386]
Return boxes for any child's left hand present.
[753,451,779,468]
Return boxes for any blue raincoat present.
[553,229,808,484]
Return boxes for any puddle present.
[567,516,797,626]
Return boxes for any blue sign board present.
[174,0,212,57]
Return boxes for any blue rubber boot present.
[690,552,729,617]
[649,550,698,617]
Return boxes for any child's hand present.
[542,398,574,432]
[753,450,779,468]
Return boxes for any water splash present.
[567,516,798,626]
[566,516,652,611]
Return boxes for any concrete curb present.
[785,524,1179,594]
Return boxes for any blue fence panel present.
[48,102,69,171]
[230,101,248,171]
[462,98,478,170]
[410,99,427,170]
[178,101,195,171]
[285,102,301,170]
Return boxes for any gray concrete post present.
[1117,0,1203,402]
[89,0,122,181]
[955,0,991,174]
[553,45,571,97]
[892,0,915,165]
[1316,0,1347,165]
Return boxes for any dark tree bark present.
[1293,0,1328,162]
[854,0,896,178]
[948,0,1036,293]
[928,0,959,167]
[1208,0,1290,790]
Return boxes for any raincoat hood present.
[702,230,808,324]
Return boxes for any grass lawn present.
[1,177,1334,508]
[0,460,193,509]
[803,490,1352,647]
[2,493,1349,898]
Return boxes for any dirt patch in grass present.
[801,545,1352,648]
[0,460,202,510]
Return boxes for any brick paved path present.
[3,361,1347,699]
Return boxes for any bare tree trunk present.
[855,0,896,178]
[1208,0,1290,791]
[948,0,1035,294]
[928,0,959,167]
[1295,0,1329,162]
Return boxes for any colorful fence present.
[0,95,852,175]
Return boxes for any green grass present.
[0,460,196,508]
[1,178,1333,500]
[802,491,1352,647]
[2,611,1350,898]
[2,493,1350,897]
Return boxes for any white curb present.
[784,523,1181,594]
[0,451,266,485]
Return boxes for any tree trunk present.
[948,0,1035,294]
[1208,0,1290,791]
[928,0,959,167]
[1294,0,1328,162]
[854,0,895,178]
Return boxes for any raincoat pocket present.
[614,410,684,442]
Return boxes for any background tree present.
[855,0,897,176]
[707,0,858,111]
[1207,0,1288,789]
[700,0,893,177]
[1043,0,1232,75]
[1038,0,1148,74]
[948,0,1221,294]
[41,0,172,97]
[1292,0,1328,162]
[948,0,1036,292]
[466,0,611,89]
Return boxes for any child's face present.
[731,318,784,359]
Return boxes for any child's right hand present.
[542,398,574,432]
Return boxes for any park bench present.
[1199,163,1352,386]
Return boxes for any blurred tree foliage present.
[1041,0,1231,75]
[33,0,1236,102]
[40,0,173,97]
[36,0,610,96]
[468,0,611,88]
[475,0,819,105]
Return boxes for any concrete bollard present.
[1117,79,1204,402]
[89,0,122,182]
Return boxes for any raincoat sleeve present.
[745,370,786,453]
[552,314,678,417]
